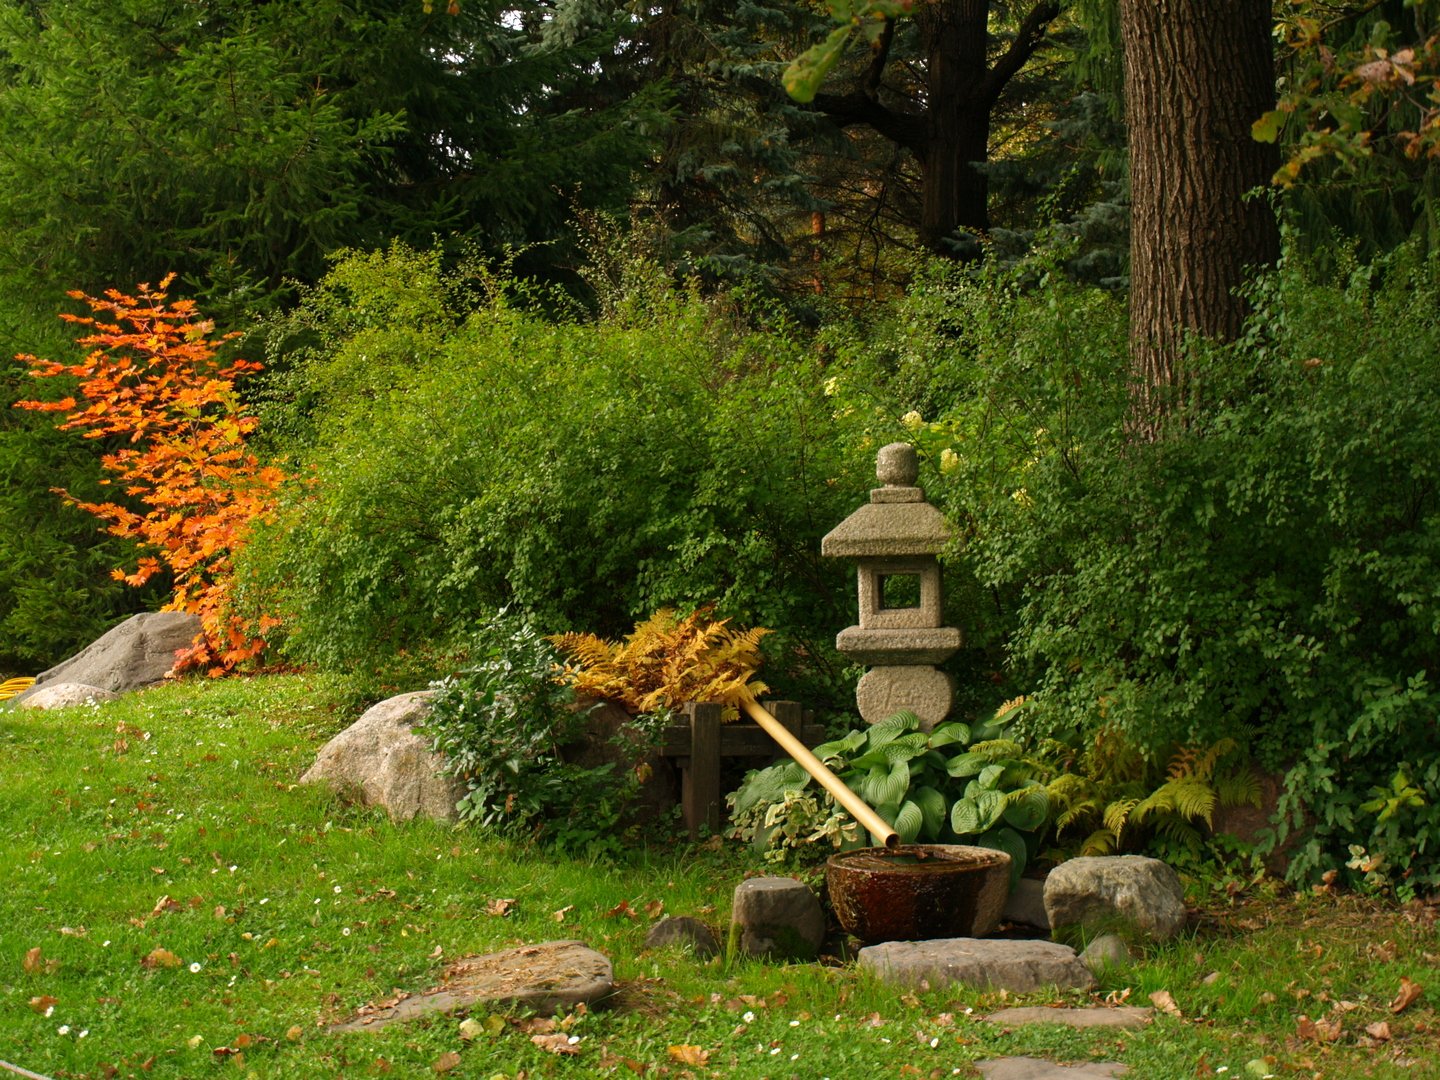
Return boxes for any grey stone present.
[645,916,719,959]
[1003,876,1050,930]
[300,691,467,823]
[16,683,119,710]
[858,559,942,629]
[876,442,920,487]
[1044,856,1187,942]
[856,665,954,728]
[857,938,1094,994]
[18,612,201,699]
[730,876,825,960]
[977,1058,1129,1079]
[1080,933,1134,973]
[330,941,612,1031]
[984,1006,1151,1031]
[834,626,962,666]
[821,501,954,558]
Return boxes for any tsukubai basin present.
[826,844,1012,943]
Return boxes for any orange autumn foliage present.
[15,276,286,675]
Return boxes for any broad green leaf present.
[1002,785,1050,832]
[866,710,920,749]
[951,797,982,835]
[813,729,867,760]
[858,760,904,812]
[974,789,1005,831]
[1251,109,1286,144]
[926,721,971,749]
[847,749,891,771]
[976,826,1027,889]
[978,763,1007,790]
[783,26,853,104]
[894,799,924,844]
[947,751,986,778]
[911,785,948,838]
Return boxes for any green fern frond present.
[969,738,1024,761]
[1215,766,1262,809]
[1055,796,1102,833]
[1102,797,1138,836]
[1080,828,1118,856]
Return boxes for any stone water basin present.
[827,844,1011,943]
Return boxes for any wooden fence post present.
[681,702,723,838]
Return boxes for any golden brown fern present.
[550,606,772,720]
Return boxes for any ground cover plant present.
[2,676,1436,1079]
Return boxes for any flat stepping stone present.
[330,941,612,1032]
[978,1058,1129,1079]
[858,938,1094,993]
[984,1006,1153,1030]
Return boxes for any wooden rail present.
[663,700,823,838]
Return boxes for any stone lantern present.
[822,442,961,730]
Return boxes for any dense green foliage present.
[423,609,645,854]
[234,243,871,704]
[6,0,1440,891]
[860,241,1440,893]
[0,0,666,312]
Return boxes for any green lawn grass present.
[1,675,1435,1079]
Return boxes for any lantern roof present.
[821,443,953,558]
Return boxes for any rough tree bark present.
[1119,0,1280,428]
[813,0,1060,256]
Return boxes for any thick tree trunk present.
[1119,0,1280,427]
[916,0,991,253]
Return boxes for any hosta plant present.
[728,705,1055,885]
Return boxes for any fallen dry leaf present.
[1296,1014,1343,1042]
[23,947,42,974]
[151,895,182,916]
[1390,977,1424,1014]
[518,1017,557,1034]
[1366,1020,1393,1041]
[285,1026,303,1042]
[645,899,664,919]
[552,905,573,922]
[606,899,638,919]
[531,1033,578,1055]
[432,1050,462,1073]
[27,995,58,1015]
[668,1044,709,1066]
[458,1018,484,1042]
[141,947,182,969]
[484,897,515,917]
[1149,990,1183,1017]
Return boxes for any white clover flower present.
[57,1025,70,1035]
[190,962,202,973]
[742,1011,755,1023]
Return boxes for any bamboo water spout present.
[740,698,898,848]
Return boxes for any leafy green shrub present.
[234,242,870,702]
[423,610,647,855]
[870,242,1440,892]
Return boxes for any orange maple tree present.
[15,276,286,675]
